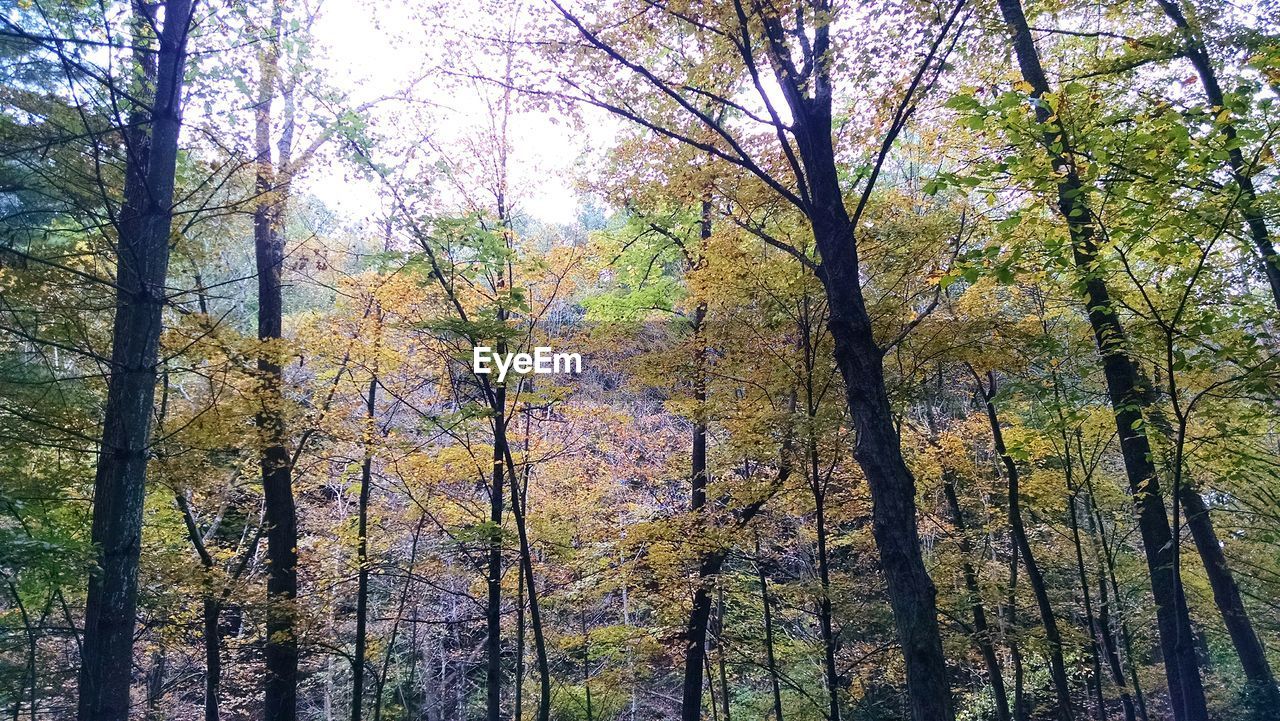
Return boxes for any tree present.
[77,2,196,719]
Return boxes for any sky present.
[303,0,605,227]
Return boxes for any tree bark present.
[977,373,1072,721]
[352,370,377,721]
[755,545,785,721]
[681,201,713,721]
[485,372,506,721]
[1178,484,1279,707]
[253,5,300,719]
[803,107,954,721]
[942,475,1011,721]
[994,2,1209,718]
[77,2,193,719]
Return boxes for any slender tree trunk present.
[352,370,377,721]
[994,3,1209,718]
[515,560,525,721]
[1082,474,1149,721]
[978,374,1072,720]
[1004,541,1028,721]
[254,6,299,718]
[1152,0,1280,309]
[716,585,732,721]
[942,475,1011,721]
[1067,492,1112,721]
[681,201,714,721]
[78,3,193,719]
[811,443,840,721]
[203,598,222,721]
[758,565,785,721]
[503,448,550,721]
[485,378,505,721]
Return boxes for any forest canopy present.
[1,1,1278,720]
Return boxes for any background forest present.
[1,0,1278,720]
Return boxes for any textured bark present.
[1178,485,1279,706]
[77,2,193,719]
[681,202,713,721]
[796,102,954,721]
[254,5,299,719]
[352,371,377,721]
[979,375,1072,721]
[202,599,221,721]
[942,475,1011,721]
[756,551,785,721]
[485,367,505,721]
[994,2,1209,717]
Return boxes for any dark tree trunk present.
[681,202,714,721]
[1152,0,1280,310]
[77,3,193,719]
[756,549,785,721]
[203,598,222,721]
[978,374,1072,721]
[1178,485,1279,707]
[806,141,954,721]
[254,5,299,718]
[715,585,732,721]
[1083,474,1149,721]
[485,380,505,721]
[942,475,1011,721]
[811,440,840,721]
[1067,492,1113,721]
[503,446,550,721]
[352,371,377,721]
[681,553,720,721]
[1005,541,1028,721]
[994,2,1209,718]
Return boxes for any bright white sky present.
[304,0,607,227]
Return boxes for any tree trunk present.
[254,5,299,718]
[757,554,785,721]
[715,585,732,721]
[485,378,505,721]
[77,2,192,719]
[1152,0,1280,310]
[352,370,377,721]
[1178,484,1279,707]
[204,598,222,721]
[806,147,954,721]
[811,440,840,721]
[503,446,550,721]
[994,2,1209,718]
[1082,474,1150,721]
[978,374,1072,721]
[942,475,1011,721]
[681,202,714,721]
[1067,492,1113,721]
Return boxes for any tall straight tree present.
[253,3,297,719]
[549,2,968,717]
[78,1,196,720]
[993,1,1210,718]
